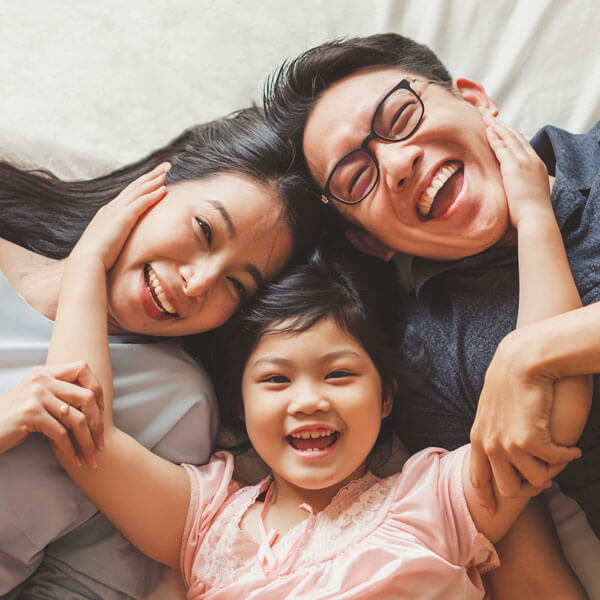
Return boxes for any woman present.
[0,107,320,599]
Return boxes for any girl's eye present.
[227,277,248,304]
[325,370,354,379]
[195,217,212,248]
[263,375,289,384]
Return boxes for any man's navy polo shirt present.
[394,121,600,536]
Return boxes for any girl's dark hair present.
[1,106,321,262]
[212,249,422,449]
[264,33,452,159]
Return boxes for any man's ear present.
[345,226,395,262]
[382,390,393,419]
[454,78,498,117]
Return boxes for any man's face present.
[303,67,510,261]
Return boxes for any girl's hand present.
[71,163,170,271]
[0,362,104,467]
[484,114,552,229]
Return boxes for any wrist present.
[514,209,558,234]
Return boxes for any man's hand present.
[469,329,582,513]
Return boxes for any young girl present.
[45,119,589,597]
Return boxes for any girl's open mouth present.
[286,430,340,454]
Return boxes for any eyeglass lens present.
[329,85,423,204]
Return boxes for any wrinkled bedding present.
[2,1,599,597]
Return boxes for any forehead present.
[303,66,412,185]
[252,315,359,356]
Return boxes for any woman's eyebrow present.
[204,199,265,289]
[206,199,236,238]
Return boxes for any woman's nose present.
[375,141,423,191]
[180,261,220,298]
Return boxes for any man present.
[264,33,599,594]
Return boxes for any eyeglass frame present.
[320,76,426,206]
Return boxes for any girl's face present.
[241,315,391,495]
[106,174,293,336]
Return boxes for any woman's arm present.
[465,117,591,541]
[47,165,190,569]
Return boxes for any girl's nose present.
[287,384,330,415]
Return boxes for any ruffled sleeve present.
[393,445,499,576]
[179,451,242,587]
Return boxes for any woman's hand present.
[70,163,170,271]
[484,114,552,229]
[469,329,582,514]
[0,362,104,466]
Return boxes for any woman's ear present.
[454,78,499,117]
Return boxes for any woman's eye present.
[195,217,212,248]
[227,277,248,304]
[263,375,289,384]
[325,370,354,379]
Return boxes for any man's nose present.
[180,261,220,298]
[374,140,423,192]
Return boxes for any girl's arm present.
[47,164,190,569]
[465,117,591,542]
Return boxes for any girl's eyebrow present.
[251,349,360,368]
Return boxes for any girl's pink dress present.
[180,445,498,599]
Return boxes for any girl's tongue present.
[289,432,338,451]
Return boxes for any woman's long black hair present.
[1,106,322,261]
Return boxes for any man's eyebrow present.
[206,199,236,238]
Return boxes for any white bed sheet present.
[1,1,599,597]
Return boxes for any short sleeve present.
[179,451,241,586]
[393,445,499,575]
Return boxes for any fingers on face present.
[483,114,538,165]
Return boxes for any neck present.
[270,462,368,513]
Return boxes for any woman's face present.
[106,173,293,336]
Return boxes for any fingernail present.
[99,434,105,450]
[90,455,98,469]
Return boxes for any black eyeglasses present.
[321,77,425,206]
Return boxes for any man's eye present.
[325,370,354,379]
[263,375,289,384]
[195,217,212,248]
[388,102,416,136]
[227,277,248,304]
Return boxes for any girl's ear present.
[382,390,393,419]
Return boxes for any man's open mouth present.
[144,264,179,317]
[416,160,463,220]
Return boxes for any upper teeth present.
[290,431,334,439]
[417,161,461,218]
[147,266,176,314]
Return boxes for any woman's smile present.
[106,174,293,336]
